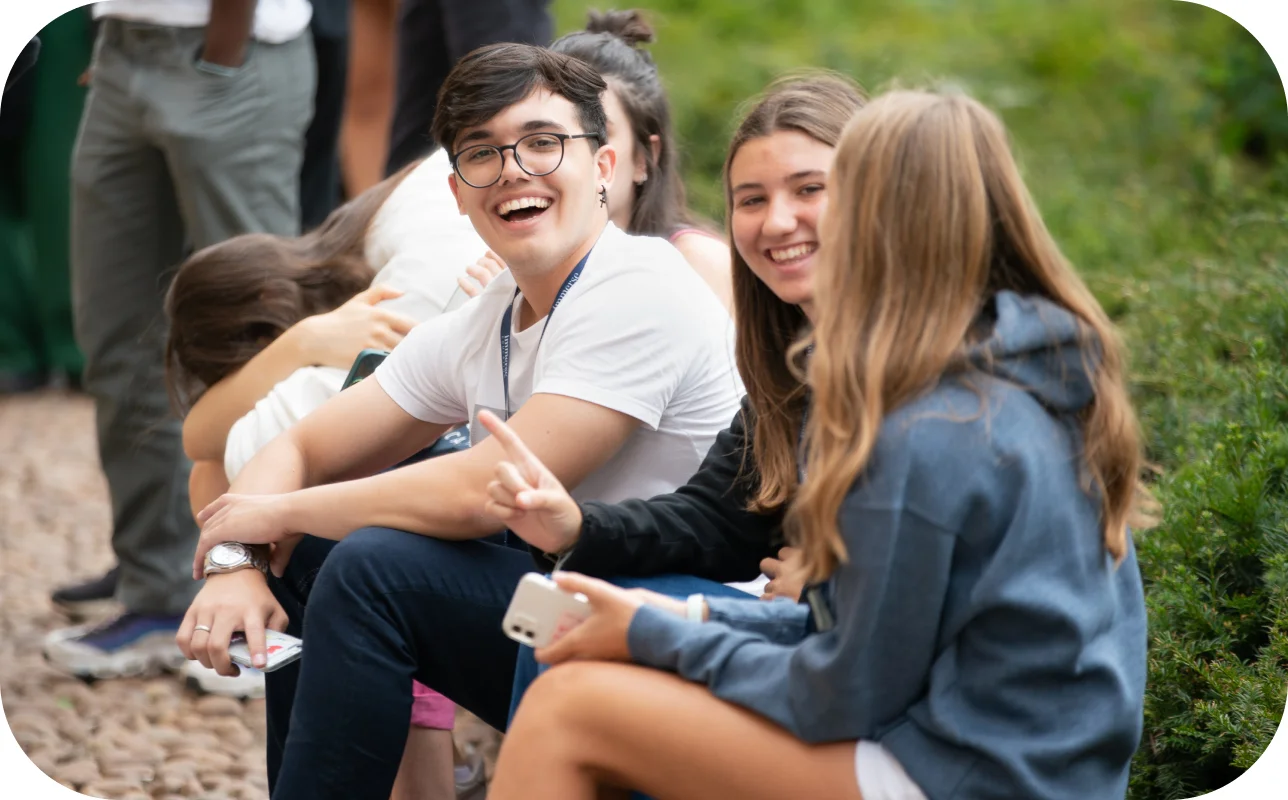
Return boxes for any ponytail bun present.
[585,9,655,47]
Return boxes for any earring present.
[599,185,608,208]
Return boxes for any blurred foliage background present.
[551,0,1287,796]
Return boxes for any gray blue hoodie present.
[627,292,1148,799]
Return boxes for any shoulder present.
[581,226,725,312]
[862,375,1079,531]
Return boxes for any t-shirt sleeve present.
[373,309,471,424]
[534,271,697,430]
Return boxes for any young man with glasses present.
[174,43,741,799]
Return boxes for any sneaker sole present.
[184,673,265,700]
[43,649,182,681]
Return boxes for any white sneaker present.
[182,660,266,699]
[42,612,186,680]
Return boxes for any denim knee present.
[307,527,410,612]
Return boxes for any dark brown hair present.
[163,163,417,411]
[550,10,695,237]
[432,43,608,158]
[726,72,867,513]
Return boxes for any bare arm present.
[280,392,639,539]
[673,232,733,313]
[181,286,415,461]
[193,387,642,567]
[182,325,311,461]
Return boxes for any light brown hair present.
[725,72,867,513]
[788,90,1150,581]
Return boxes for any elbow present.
[181,418,218,462]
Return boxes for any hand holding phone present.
[229,629,303,673]
[502,573,592,648]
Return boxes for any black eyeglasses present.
[450,131,603,189]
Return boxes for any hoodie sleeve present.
[627,485,957,744]
[623,410,980,744]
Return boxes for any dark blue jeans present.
[263,428,537,799]
[265,528,531,799]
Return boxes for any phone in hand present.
[502,573,592,649]
[341,348,389,391]
[229,629,303,673]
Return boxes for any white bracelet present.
[685,593,705,623]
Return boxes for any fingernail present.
[517,492,531,506]
[253,654,266,667]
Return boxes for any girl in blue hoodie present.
[482,89,1152,800]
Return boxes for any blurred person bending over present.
[44,0,315,683]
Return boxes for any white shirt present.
[375,222,744,505]
[94,1,312,44]
[224,152,488,479]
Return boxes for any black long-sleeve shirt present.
[530,397,784,581]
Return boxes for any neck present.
[513,224,605,330]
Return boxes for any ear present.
[648,134,661,169]
[596,143,618,197]
[447,173,466,216]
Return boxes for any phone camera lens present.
[511,625,523,634]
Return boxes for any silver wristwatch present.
[203,542,270,578]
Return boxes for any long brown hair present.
[727,72,867,513]
[551,9,696,237]
[788,90,1150,581]
[163,162,418,411]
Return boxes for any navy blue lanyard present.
[498,250,591,420]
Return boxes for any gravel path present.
[1,390,499,799]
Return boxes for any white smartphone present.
[502,573,592,649]
[229,629,303,673]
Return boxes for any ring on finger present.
[194,624,213,634]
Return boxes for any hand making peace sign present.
[478,409,585,555]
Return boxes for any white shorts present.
[856,741,927,800]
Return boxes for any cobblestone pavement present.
[1,390,499,799]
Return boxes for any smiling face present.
[728,130,835,312]
[448,89,616,276]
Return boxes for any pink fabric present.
[410,680,456,730]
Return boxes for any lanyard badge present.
[498,250,592,420]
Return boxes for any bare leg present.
[390,727,456,800]
[341,0,398,195]
[490,662,864,800]
[188,459,229,519]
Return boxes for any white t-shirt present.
[375,222,744,505]
[223,152,487,480]
[94,1,312,44]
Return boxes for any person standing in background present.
[43,0,316,688]
[339,0,398,196]
[384,0,554,175]
[0,10,92,394]
[301,0,350,230]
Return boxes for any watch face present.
[209,543,247,568]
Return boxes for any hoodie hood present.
[967,291,1098,414]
